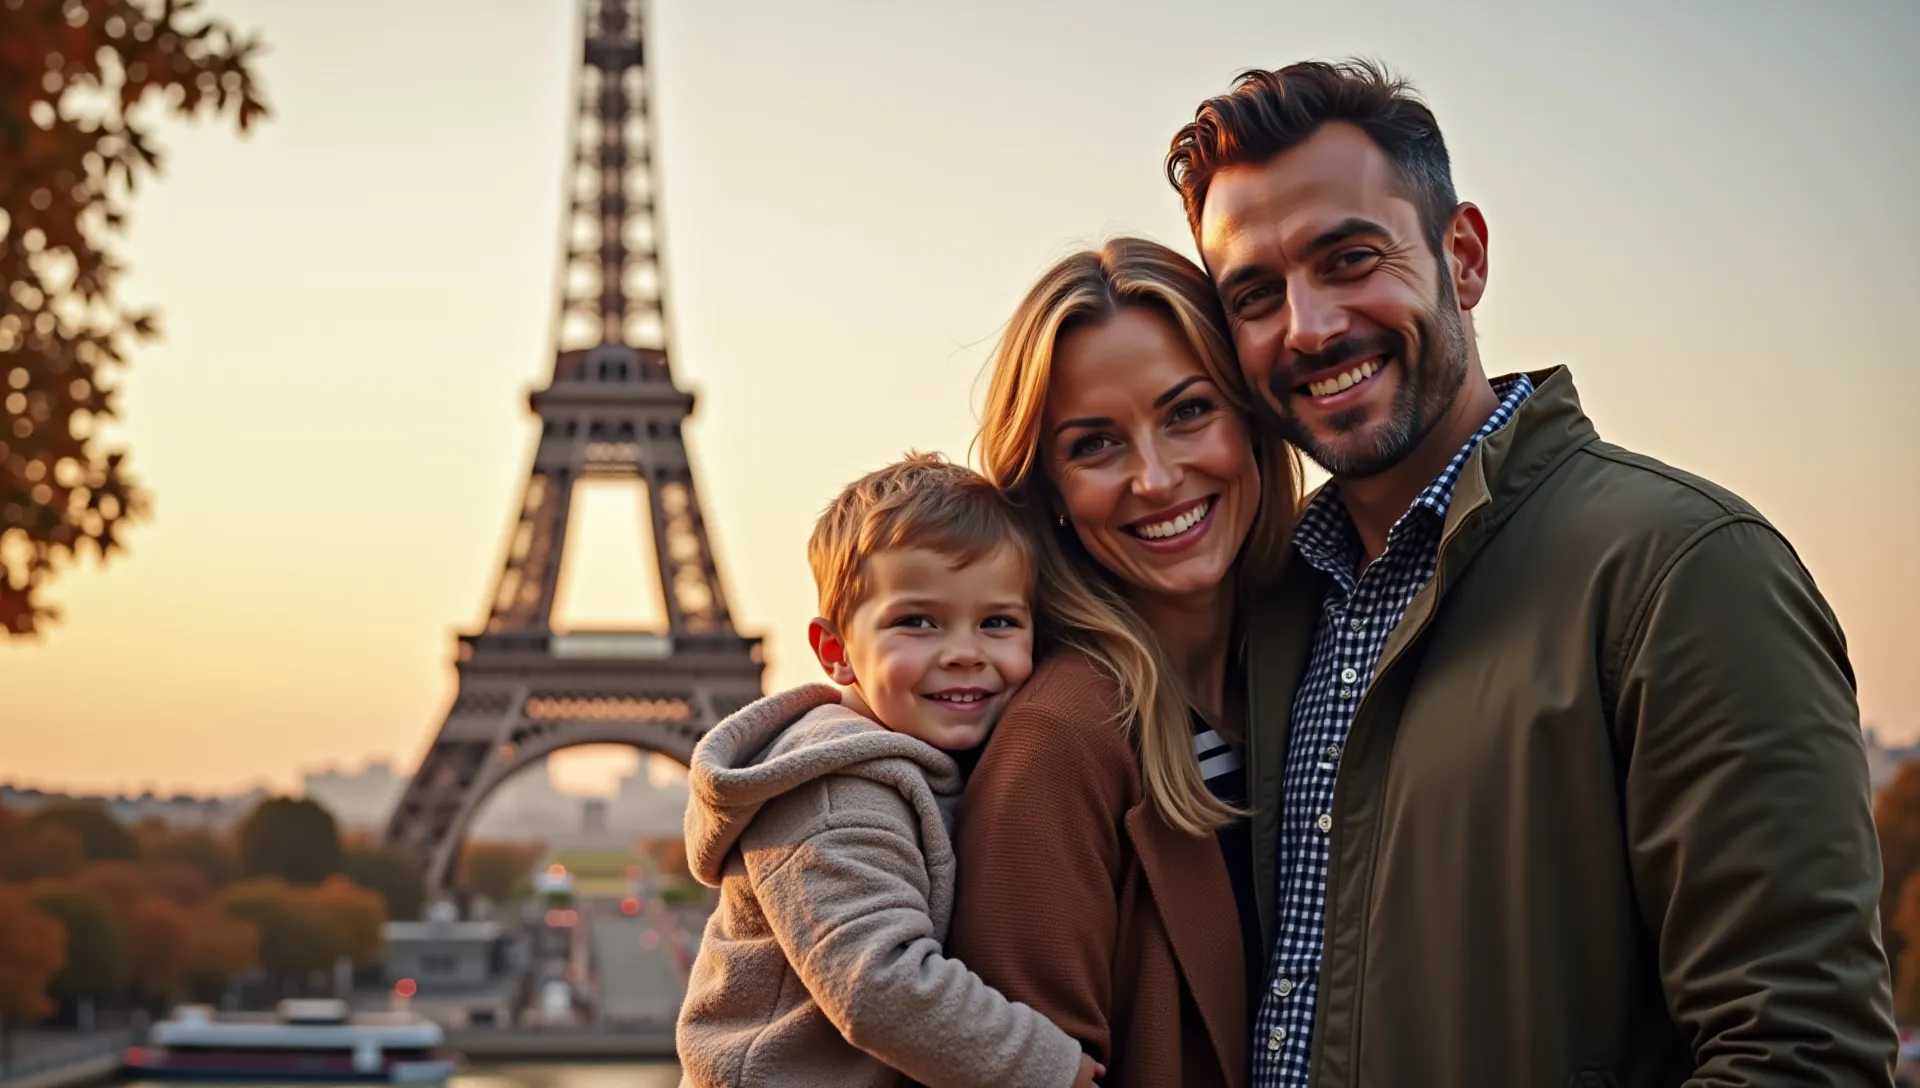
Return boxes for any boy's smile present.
[817,544,1034,752]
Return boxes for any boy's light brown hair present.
[807,452,1035,634]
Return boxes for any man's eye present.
[1235,285,1279,315]
[1332,249,1378,271]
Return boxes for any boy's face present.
[811,544,1034,752]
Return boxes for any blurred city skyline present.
[3,0,1916,795]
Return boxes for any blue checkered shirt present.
[1250,374,1534,1085]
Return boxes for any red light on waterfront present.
[547,863,567,877]
[123,1047,147,1066]
[545,908,579,928]
[620,896,639,915]
[394,978,418,998]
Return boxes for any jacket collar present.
[1376,365,1596,679]
[1443,367,1594,539]
[1428,368,1595,583]
[1292,373,1536,589]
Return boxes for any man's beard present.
[1263,285,1471,481]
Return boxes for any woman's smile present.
[1124,495,1219,552]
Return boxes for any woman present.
[949,237,1299,1087]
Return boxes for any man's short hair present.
[1166,59,1458,254]
[807,452,1034,634]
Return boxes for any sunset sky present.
[3,0,1915,799]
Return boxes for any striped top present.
[1194,710,1260,998]
[1194,717,1245,795]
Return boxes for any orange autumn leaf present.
[0,0,269,635]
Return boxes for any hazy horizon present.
[3,0,1916,797]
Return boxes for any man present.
[1166,60,1896,1086]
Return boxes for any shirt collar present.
[1292,374,1535,578]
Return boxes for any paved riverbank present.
[0,1030,129,1088]
[445,1025,677,1060]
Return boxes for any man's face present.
[1197,122,1481,480]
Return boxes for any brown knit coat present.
[948,651,1249,1088]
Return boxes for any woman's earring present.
[1056,514,1067,529]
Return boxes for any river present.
[124,1063,682,1087]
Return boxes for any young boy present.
[676,454,1099,1088]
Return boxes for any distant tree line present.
[1876,763,1920,1022]
[0,793,545,1031]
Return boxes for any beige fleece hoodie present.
[676,683,1084,1088]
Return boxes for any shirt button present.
[1349,618,1363,632]
[1339,687,1353,700]
[1316,813,1333,833]
[1274,977,1294,997]
[1340,667,1359,684]
[1325,744,1342,763]
[1267,1027,1285,1050]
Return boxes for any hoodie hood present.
[684,684,962,887]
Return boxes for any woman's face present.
[1043,306,1260,607]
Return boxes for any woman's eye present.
[982,615,1024,630]
[1069,434,1113,458]
[1169,396,1214,424]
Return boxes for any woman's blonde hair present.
[975,237,1300,835]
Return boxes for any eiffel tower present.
[384,0,763,892]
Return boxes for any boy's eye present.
[891,614,934,629]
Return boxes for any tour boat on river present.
[123,999,460,1083]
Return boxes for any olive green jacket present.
[1243,367,1896,1087]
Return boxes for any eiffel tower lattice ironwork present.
[384,0,763,892]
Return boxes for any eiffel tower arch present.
[384,0,762,892]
